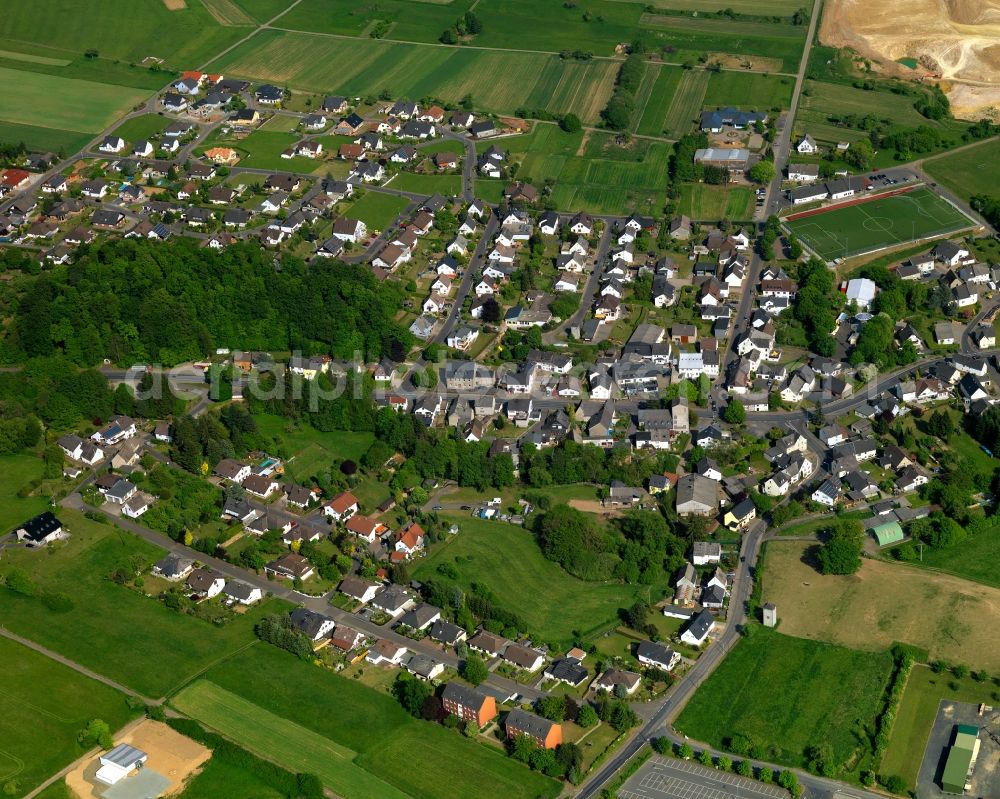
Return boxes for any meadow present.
[390,172,463,196]
[637,0,805,13]
[706,71,794,110]
[903,522,1000,589]
[198,129,319,171]
[675,627,893,774]
[0,121,91,155]
[882,666,996,791]
[661,69,709,139]
[0,454,51,533]
[110,113,170,143]
[0,509,286,698]
[277,0,476,41]
[784,187,974,260]
[761,541,1000,672]
[676,184,753,220]
[201,645,561,799]
[175,757,287,799]
[0,65,148,134]
[0,636,137,797]
[253,414,374,483]
[413,513,652,646]
[343,191,411,231]
[209,30,618,124]
[0,0,246,68]
[923,138,1000,201]
[173,681,408,799]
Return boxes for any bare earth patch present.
[821,0,1000,118]
[162,0,187,10]
[65,719,211,798]
[762,541,1000,671]
[567,499,625,517]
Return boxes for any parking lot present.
[917,700,1000,799]
[618,756,789,799]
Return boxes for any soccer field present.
[784,187,975,261]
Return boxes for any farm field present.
[202,645,561,799]
[0,454,51,533]
[0,636,137,797]
[784,187,974,261]
[0,0,246,68]
[175,757,286,799]
[882,666,995,791]
[208,29,618,124]
[675,627,893,774]
[0,65,147,134]
[639,13,806,69]
[253,414,374,483]
[923,138,1000,201]
[676,183,753,220]
[636,0,806,13]
[343,191,411,232]
[662,69,710,139]
[706,71,794,110]
[277,0,476,42]
[761,541,1000,672]
[0,509,286,698]
[0,120,92,155]
[390,172,463,196]
[173,681,409,799]
[228,0,295,24]
[412,513,651,646]
[636,65,683,136]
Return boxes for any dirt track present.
[821,0,1000,118]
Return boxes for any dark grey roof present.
[442,681,490,709]
[16,512,61,542]
[505,708,556,739]
[154,553,193,578]
[544,658,589,685]
[398,603,440,629]
[684,609,714,641]
[222,580,257,600]
[289,608,333,639]
[636,640,676,666]
[429,619,465,645]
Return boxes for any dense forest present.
[1,239,412,366]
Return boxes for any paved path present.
[0,626,159,704]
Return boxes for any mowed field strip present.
[0,65,147,132]
[924,137,1000,201]
[637,64,683,136]
[784,186,974,260]
[662,69,709,139]
[762,541,1000,671]
[612,0,805,14]
[173,680,410,799]
[209,29,618,123]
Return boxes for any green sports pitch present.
[784,186,976,261]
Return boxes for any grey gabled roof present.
[442,681,490,710]
[636,640,676,665]
[289,608,332,638]
[684,609,714,640]
[505,707,556,739]
[101,743,146,768]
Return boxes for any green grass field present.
[173,681,409,799]
[662,69,709,139]
[253,414,374,483]
[784,187,975,261]
[342,191,411,231]
[201,645,561,799]
[175,757,286,799]
[0,453,51,533]
[390,172,462,196]
[0,0,246,67]
[0,636,137,797]
[676,628,893,775]
[0,509,286,698]
[413,513,650,645]
[636,0,807,13]
[209,29,618,124]
[636,64,683,136]
[0,120,92,154]
[110,113,169,143]
[923,139,1000,202]
[277,0,476,41]
[0,65,147,134]
[199,129,319,172]
[906,522,1000,588]
[706,71,794,109]
[676,183,753,220]
[882,666,995,791]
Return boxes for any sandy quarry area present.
[821,0,1000,118]
[64,720,211,798]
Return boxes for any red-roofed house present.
[324,491,359,521]
[1,169,31,191]
[345,514,386,544]
[395,523,425,556]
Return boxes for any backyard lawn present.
[342,192,410,232]
[109,113,169,143]
[676,184,753,220]
[0,453,51,533]
[0,509,286,698]
[198,645,561,799]
[412,513,655,646]
[0,636,137,797]
[675,627,893,777]
[253,414,373,482]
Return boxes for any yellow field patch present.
[762,541,1000,671]
[163,0,187,9]
[201,0,255,25]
